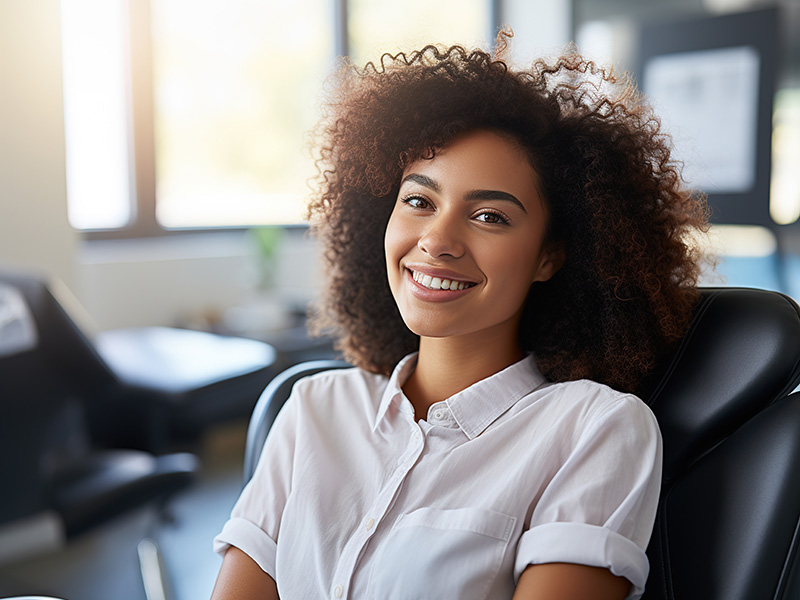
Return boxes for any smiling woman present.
[211,36,709,600]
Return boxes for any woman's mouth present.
[409,269,476,291]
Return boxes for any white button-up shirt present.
[214,354,662,599]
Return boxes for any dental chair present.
[241,287,800,600]
[0,268,272,598]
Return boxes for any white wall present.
[78,230,319,331]
[0,0,79,290]
[502,0,573,65]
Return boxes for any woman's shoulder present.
[536,377,657,429]
[288,364,391,419]
[518,378,661,462]
[293,364,388,393]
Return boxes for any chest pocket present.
[367,506,516,600]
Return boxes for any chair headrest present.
[642,288,800,482]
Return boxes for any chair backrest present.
[0,270,117,389]
[639,287,800,483]
[244,287,800,599]
[0,270,116,528]
[638,288,800,600]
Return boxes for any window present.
[61,0,133,230]
[62,0,493,236]
[151,0,334,229]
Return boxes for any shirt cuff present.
[514,522,649,600]
[213,517,278,579]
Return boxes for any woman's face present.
[384,129,563,345]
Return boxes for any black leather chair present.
[241,287,800,599]
[0,268,275,598]
[0,268,277,455]
[0,270,198,584]
[638,288,800,600]
[95,325,277,450]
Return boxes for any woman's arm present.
[210,546,280,600]
[512,563,629,600]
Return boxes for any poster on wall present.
[644,46,759,194]
[635,7,778,226]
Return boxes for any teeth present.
[411,270,472,291]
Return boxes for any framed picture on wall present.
[635,7,779,227]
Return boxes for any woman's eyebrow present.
[400,173,440,191]
[466,189,527,213]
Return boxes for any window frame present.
[81,0,500,240]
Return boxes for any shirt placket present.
[329,413,425,599]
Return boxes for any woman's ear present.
[533,242,565,283]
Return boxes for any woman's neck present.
[402,331,525,421]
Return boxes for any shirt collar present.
[374,353,547,438]
[374,353,419,429]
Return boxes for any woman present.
[211,38,708,600]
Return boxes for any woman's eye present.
[402,196,431,209]
[475,211,509,225]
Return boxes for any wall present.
[78,229,319,331]
[503,0,572,64]
[0,0,79,290]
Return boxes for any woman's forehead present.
[400,130,540,192]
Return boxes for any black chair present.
[0,268,272,598]
[638,288,800,600]
[0,268,277,456]
[94,324,277,451]
[241,287,800,599]
[0,270,199,595]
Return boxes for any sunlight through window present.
[61,0,133,230]
[151,0,334,228]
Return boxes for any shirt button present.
[334,585,343,598]
[433,409,445,420]
[365,517,375,531]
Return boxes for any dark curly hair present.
[307,39,709,394]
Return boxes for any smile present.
[410,269,476,291]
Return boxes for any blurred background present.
[1,0,799,598]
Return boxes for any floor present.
[0,422,248,600]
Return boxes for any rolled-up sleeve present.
[514,395,662,599]
[212,390,299,578]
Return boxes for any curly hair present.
[307,40,709,394]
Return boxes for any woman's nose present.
[417,215,465,259]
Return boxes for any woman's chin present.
[400,316,458,340]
